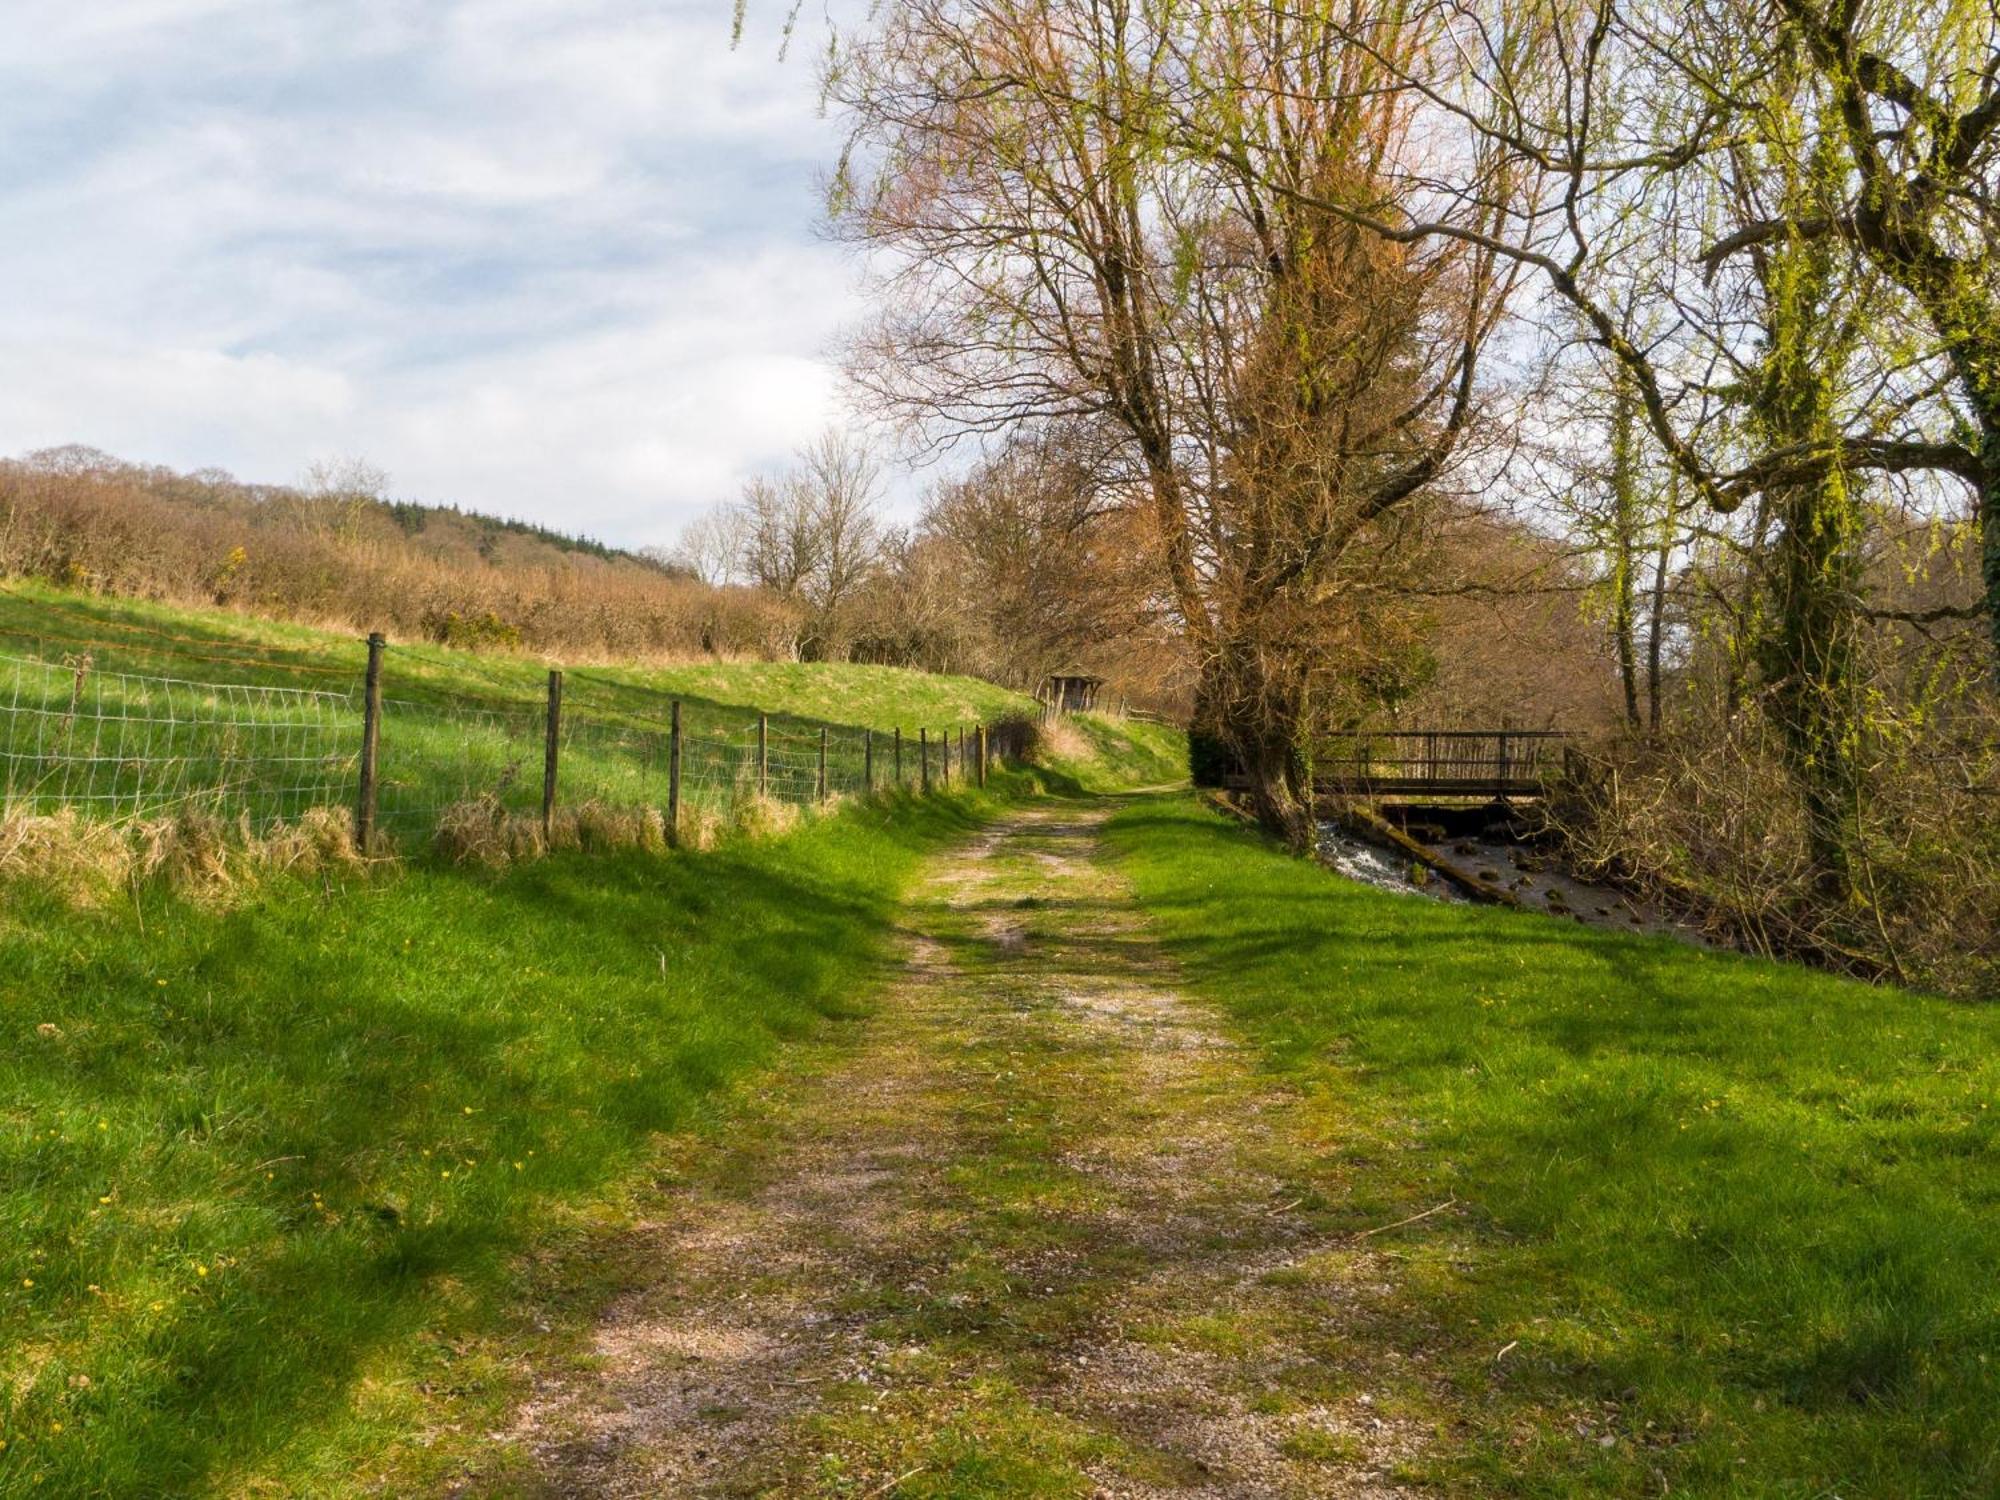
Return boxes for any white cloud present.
[0,0,874,544]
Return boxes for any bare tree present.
[296,456,389,544]
[738,472,823,603]
[669,503,749,586]
[732,430,888,658]
[916,430,1136,689]
[796,430,884,623]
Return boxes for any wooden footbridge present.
[1311,729,1571,800]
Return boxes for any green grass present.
[1043,715,1188,792]
[0,580,1033,729]
[0,580,1046,839]
[0,766,1061,1494]
[1106,796,2000,1497]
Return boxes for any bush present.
[1187,727,1233,788]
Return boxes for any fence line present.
[0,639,1018,852]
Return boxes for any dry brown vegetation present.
[0,804,363,910]
[0,446,802,660]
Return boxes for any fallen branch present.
[1334,804,1524,909]
[1351,1196,1458,1241]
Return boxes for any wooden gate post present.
[865,729,874,792]
[920,728,929,792]
[542,669,563,843]
[668,700,682,841]
[818,726,828,805]
[757,714,768,799]
[355,631,386,850]
[977,724,987,787]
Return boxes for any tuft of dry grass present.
[1032,716,1091,764]
[675,805,726,852]
[0,803,364,905]
[731,794,802,842]
[254,806,367,878]
[433,798,543,868]
[433,797,674,868]
[0,807,133,904]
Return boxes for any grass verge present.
[1105,795,2000,1498]
[0,779,1037,1496]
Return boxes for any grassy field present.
[0,581,1049,840]
[0,580,1032,727]
[1107,797,2000,1498]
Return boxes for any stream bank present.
[1317,802,1710,946]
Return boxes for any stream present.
[1316,818,1710,946]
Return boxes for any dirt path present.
[499,802,1430,1498]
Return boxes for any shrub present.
[1187,727,1233,788]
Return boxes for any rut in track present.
[500,802,1433,1498]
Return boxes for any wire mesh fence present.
[1,643,1011,853]
[1,650,359,830]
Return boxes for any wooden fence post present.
[818,726,828,805]
[977,724,987,787]
[757,714,768,800]
[940,727,949,787]
[355,631,385,850]
[542,669,563,843]
[865,729,874,792]
[895,726,903,785]
[668,700,682,841]
[920,728,929,792]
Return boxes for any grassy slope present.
[1053,715,1188,791]
[0,580,1033,732]
[1107,797,2000,1498]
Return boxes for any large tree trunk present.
[1609,379,1644,730]
[1760,470,1861,902]
[1745,189,1865,905]
[1646,533,1670,733]
[1972,413,2000,675]
[1237,722,1315,851]
[1193,639,1316,849]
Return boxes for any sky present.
[0,0,876,550]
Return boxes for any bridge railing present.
[1313,729,1572,795]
